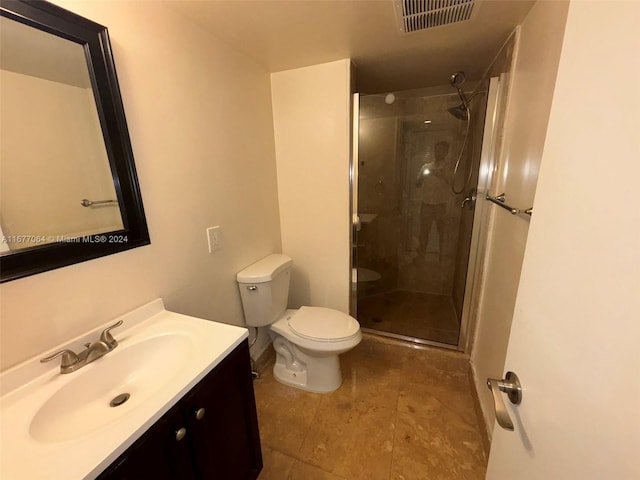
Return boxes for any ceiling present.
[165,0,535,93]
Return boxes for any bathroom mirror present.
[0,0,149,282]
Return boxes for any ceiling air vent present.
[394,0,476,34]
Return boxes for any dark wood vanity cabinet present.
[181,342,262,479]
[97,341,262,480]
[96,404,197,480]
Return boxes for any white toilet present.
[237,254,362,393]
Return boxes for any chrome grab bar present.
[80,198,118,208]
[485,193,533,216]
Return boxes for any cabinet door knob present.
[175,427,187,441]
[195,407,206,420]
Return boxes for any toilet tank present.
[236,254,292,327]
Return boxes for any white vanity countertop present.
[0,299,248,479]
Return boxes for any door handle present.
[461,188,476,209]
[486,371,522,431]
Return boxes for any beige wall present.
[470,0,570,437]
[0,0,281,370]
[271,60,351,313]
[1,70,121,250]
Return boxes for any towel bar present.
[80,199,118,208]
[486,193,532,216]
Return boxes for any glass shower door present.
[353,85,488,347]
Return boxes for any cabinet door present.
[182,341,262,480]
[97,404,196,480]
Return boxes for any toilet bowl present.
[270,307,361,392]
[237,254,362,393]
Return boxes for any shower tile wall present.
[358,93,466,298]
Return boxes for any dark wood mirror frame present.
[0,0,150,282]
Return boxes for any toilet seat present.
[288,306,360,342]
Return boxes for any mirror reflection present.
[0,15,124,252]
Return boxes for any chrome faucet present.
[40,320,123,374]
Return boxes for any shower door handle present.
[486,371,522,431]
[461,189,476,209]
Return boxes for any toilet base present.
[273,362,309,390]
[271,338,343,393]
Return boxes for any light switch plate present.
[206,226,222,253]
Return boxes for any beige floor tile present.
[397,365,478,428]
[288,461,347,480]
[390,408,486,479]
[395,344,470,376]
[254,336,488,480]
[332,343,403,409]
[345,337,407,368]
[258,446,296,480]
[255,368,323,457]
[297,395,396,480]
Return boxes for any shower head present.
[448,104,469,121]
[449,70,470,120]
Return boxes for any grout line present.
[291,393,324,462]
[260,445,296,480]
[298,460,348,479]
[387,386,402,480]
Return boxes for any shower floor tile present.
[357,290,460,345]
[255,335,487,480]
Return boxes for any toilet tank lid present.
[236,254,292,283]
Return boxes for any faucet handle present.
[40,349,79,368]
[100,320,123,349]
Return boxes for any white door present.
[486,1,640,478]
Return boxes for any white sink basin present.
[30,333,193,443]
[0,299,249,480]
